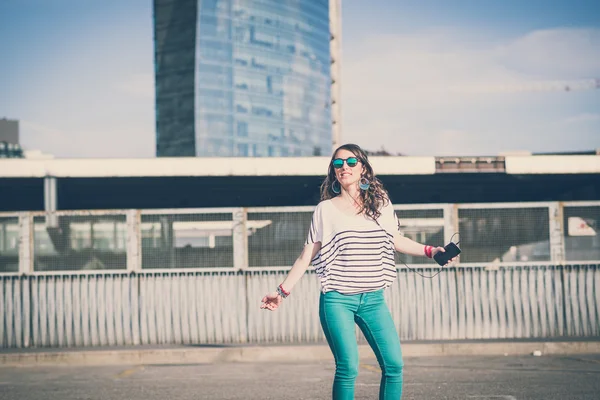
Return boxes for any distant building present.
[0,118,23,158]
[154,0,340,157]
[0,118,18,144]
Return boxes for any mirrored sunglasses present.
[332,157,359,169]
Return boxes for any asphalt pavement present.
[1,354,600,399]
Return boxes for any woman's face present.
[333,148,363,190]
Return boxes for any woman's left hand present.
[260,292,283,311]
[431,246,458,265]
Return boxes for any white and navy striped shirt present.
[306,199,401,294]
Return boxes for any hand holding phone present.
[433,242,461,266]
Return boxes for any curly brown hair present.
[320,143,390,221]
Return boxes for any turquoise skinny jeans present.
[319,289,404,400]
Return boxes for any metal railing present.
[1,201,599,348]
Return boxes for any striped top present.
[305,198,401,294]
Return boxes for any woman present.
[260,143,453,399]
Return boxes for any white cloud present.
[494,28,600,78]
[341,27,600,156]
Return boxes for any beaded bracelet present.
[276,284,290,299]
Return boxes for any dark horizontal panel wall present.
[56,174,600,210]
[0,178,44,211]
[56,176,324,209]
[0,174,598,211]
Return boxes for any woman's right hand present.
[260,292,282,311]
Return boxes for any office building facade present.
[154,0,339,157]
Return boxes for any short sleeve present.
[305,203,324,245]
[378,200,402,236]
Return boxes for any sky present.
[0,0,599,158]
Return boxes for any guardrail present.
[1,201,599,348]
[2,264,599,348]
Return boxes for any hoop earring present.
[359,177,370,191]
[332,180,341,194]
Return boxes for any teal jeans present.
[319,289,404,400]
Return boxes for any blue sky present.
[0,0,598,158]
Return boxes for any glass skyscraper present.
[154,0,336,157]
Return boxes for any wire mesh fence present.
[1,201,599,273]
[32,213,127,271]
[0,217,19,273]
[564,205,600,261]
[140,212,235,269]
[458,206,551,263]
[247,209,313,267]
[395,208,445,265]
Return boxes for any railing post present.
[126,209,141,345]
[549,202,565,263]
[18,212,33,348]
[44,176,58,228]
[233,208,250,342]
[126,210,142,273]
[443,203,460,246]
[18,213,34,274]
[232,208,248,270]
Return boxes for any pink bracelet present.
[424,245,433,258]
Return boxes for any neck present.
[340,185,362,208]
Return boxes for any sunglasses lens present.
[347,157,358,167]
[332,159,344,168]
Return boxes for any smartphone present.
[433,242,461,266]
